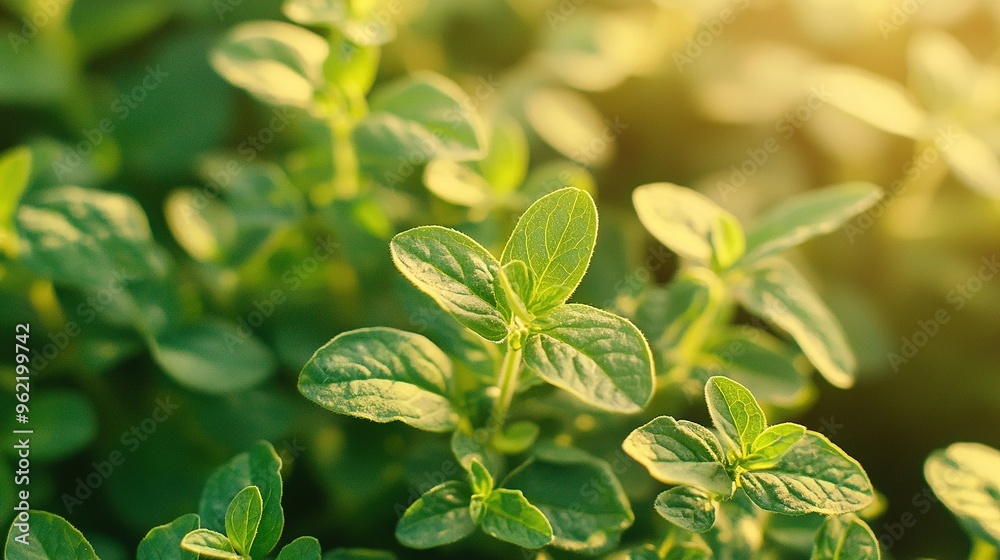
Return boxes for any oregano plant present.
[299,186,653,552]
[623,376,878,559]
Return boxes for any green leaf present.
[16,186,162,288]
[369,72,486,160]
[31,389,98,463]
[226,486,263,556]
[925,442,1000,547]
[702,495,761,560]
[0,146,31,247]
[520,161,595,201]
[734,259,856,389]
[469,459,494,496]
[940,126,1000,198]
[633,183,745,270]
[743,423,807,470]
[821,65,928,138]
[606,545,660,560]
[501,187,598,314]
[298,328,460,432]
[479,118,529,195]
[137,514,200,560]
[523,304,654,413]
[4,511,99,560]
[395,481,476,549]
[739,432,873,515]
[495,260,534,324]
[152,318,277,394]
[352,113,442,176]
[451,429,504,475]
[742,183,884,263]
[623,416,733,496]
[423,159,493,208]
[811,514,881,560]
[908,30,978,112]
[654,486,717,533]
[283,0,347,26]
[506,445,634,553]
[492,421,540,455]
[180,530,239,560]
[390,226,507,341]
[524,88,613,166]
[705,376,767,457]
[210,21,328,109]
[663,544,712,560]
[276,536,322,560]
[477,489,554,549]
[199,441,284,558]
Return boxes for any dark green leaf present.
[477,489,554,549]
[705,376,767,456]
[395,481,475,549]
[137,514,200,560]
[811,514,881,560]
[299,328,460,432]
[654,486,717,533]
[4,511,99,560]
[276,536,322,560]
[225,486,263,556]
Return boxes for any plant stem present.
[666,268,730,383]
[491,342,523,433]
[656,527,676,558]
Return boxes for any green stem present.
[491,342,523,432]
[970,540,999,560]
[666,268,730,383]
[656,527,676,558]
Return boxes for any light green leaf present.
[210,21,328,109]
[390,226,507,341]
[152,318,277,394]
[821,65,928,138]
[734,259,856,389]
[469,459,494,496]
[739,431,873,515]
[324,36,380,99]
[524,88,613,166]
[495,260,533,324]
[370,72,486,160]
[298,328,460,432]
[451,429,504,475]
[492,421,540,455]
[423,159,493,208]
[663,544,712,560]
[925,442,1000,547]
[633,183,745,270]
[477,489,554,549]
[501,187,598,314]
[395,481,475,549]
[180,530,239,560]
[276,536,322,560]
[654,486,717,533]
[479,118,529,195]
[16,186,162,288]
[199,441,284,558]
[352,113,442,176]
[226,486,263,556]
[742,183,884,263]
[4,511,99,560]
[523,304,654,413]
[811,514,881,560]
[505,445,634,554]
[705,376,767,457]
[941,126,1000,198]
[137,514,200,560]
[623,416,733,496]
[0,146,31,247]
[744,423,807,470]
[283,0,347,26]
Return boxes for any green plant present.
[299,186,652,553]
[925,442,1000,558]
[627,182,883,405]
[4,441,396,560]
[622,375,878,558]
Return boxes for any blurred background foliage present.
[0,0,999,558]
